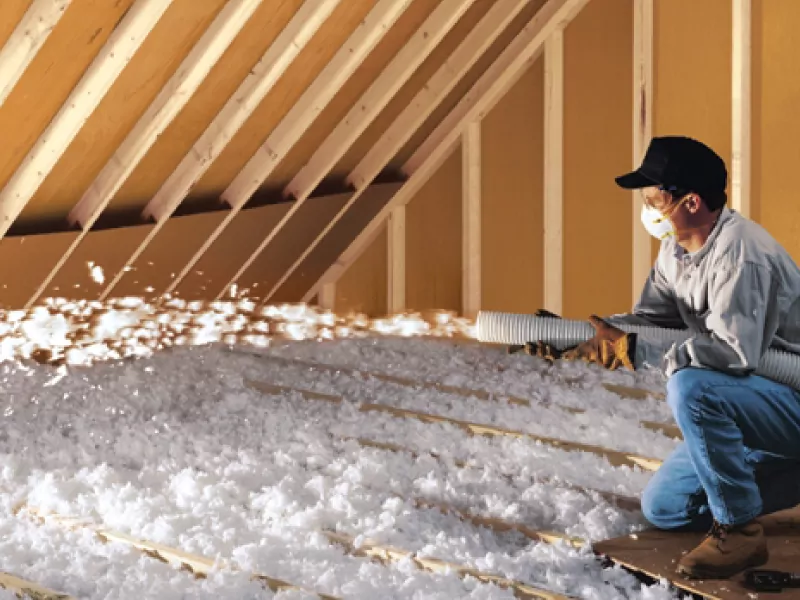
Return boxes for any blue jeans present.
[642,367,800,531]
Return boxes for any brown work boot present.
[677,520,768,579]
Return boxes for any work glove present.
[560,315,637,371]
[507,308,568,360]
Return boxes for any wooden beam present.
[245,377,665,471]
[0,0,72,108]
[414,498,584,548]
[348,0,532,191]
[94,0,341,300]
[0,570,75,600]
[543,30,563,315]
[19,507,339,599]
[732,0,751,218]
[318,282,336,311]
[388,205,406,313]
[26,0,263,308]
[0,0,172,241]
[462,122,481,320]
[304,0,592,304]
[207,0,474,301]
[269,0,537,304]
[126,0,413,301]
[632,0,653,306]
[323,530,574,600]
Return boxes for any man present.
[518,136,800,579]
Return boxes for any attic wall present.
[336,0,800,322]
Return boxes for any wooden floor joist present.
[413,498,585,548]
[18,507,340,600]
[0,571,75,600]
[245,378,663,472]
[235,350,679,437]
[349,436,642,512]
[359,403,664,472]
[322,530,576,600]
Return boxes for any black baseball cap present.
[615,136,727,197]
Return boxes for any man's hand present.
[507,308,565,360]
[507,340,565,362]
[561,315,637,371]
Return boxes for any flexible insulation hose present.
[476,311,800,391]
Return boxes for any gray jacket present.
[607,208,800,378]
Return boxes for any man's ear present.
[686,193,702,213]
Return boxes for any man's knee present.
[666,368,714,417]
[641,477,683,530]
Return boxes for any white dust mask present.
[640,204,674,240]
[640,195,688,240]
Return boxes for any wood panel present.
[754,0,800,260]
[174,204,292,300]
[233,194,352,299]
[182,0,377,207]
[105,0,306,215]
[269,182,401,302]
[0,231,79,308]
[264,0,444,192]
[0,0,135,203]
[43,223,154,300]
[332,0,494,178]
[335,226,388,315]
[652,0,731,257]
[106,212,229,299]
[405,143,461,312]
[18,0,228,228]
[563,0,632,320]
[390,0,546,170]
[480,61,543,313]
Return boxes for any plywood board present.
[334,225,388,315]
[107,211,229,300]
[390,0,546,170]
[563,0,632,320]
[265,0,444,191]
[405,141,462,313]
[185,0,376,206]
[174,204,293,301]
[0,0,135,197]
[106,0,306,216]
[753,0,800,263]
[233,194,352,299]
[594,528,800,600]
[43,223,153,301]
[0,231,79,308]
[480,61,543,314]
[652,0,731,259]
[269,183,401,303]
[18,0,228,227]
[332,0,493,178]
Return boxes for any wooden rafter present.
[732,0,751,218]
[202,0,477,301]
[263,0,534,304]
[631,0,653,306]
[304,0,592,304]
[0,0,72,108]
[25,0,264,308]
[0,0,172,241]
[93,0,342,300]
[462,121,481,319]
[543,29,563,315]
